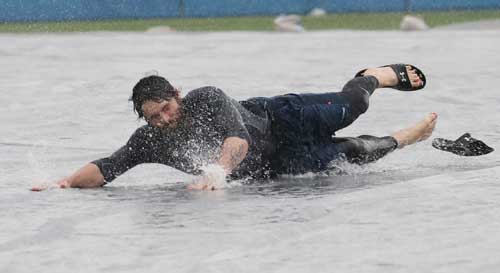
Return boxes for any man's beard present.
[163,98,183,129]
[165,111,181,128]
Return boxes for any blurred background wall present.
[2,0,500,22]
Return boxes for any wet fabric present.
[93,86,272,182]
[93,76,398,182]
[267,76,396,174]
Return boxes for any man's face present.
[142,98,181,129]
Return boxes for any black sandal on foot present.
[355,63,427,91]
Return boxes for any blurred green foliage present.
[1,10,499,32]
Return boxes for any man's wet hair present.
[130,75,177,118]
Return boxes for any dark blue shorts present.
[268,92,362,174]
[263,76,395,175]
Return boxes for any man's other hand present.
[31,180,70,192]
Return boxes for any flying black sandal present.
[432,133,494,156]
[355,63,427,91]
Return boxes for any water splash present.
[198,164,228,189]
[277,159,379,180]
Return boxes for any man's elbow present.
[234,137,249,155]
[68,177,105,189]
[67,163,106,189]
[240,138,249,151]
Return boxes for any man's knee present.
[349,91,370,114]
[341,77,375,115]
[342,89,370,116]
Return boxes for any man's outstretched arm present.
[31,126,157,192]
[31,163,105,191]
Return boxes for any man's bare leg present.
[392,113,438,148]
[359,66,433,148]
[362,65,424,89]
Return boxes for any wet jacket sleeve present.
[91,126,154,183]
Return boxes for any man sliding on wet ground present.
[32,64,437,191]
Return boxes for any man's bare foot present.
[363,66,424,89]
[392,113,438,149]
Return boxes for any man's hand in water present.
[187,164,227,190]
[31,179,70,192]
[187,137,248,191]
[30,163,105,192]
